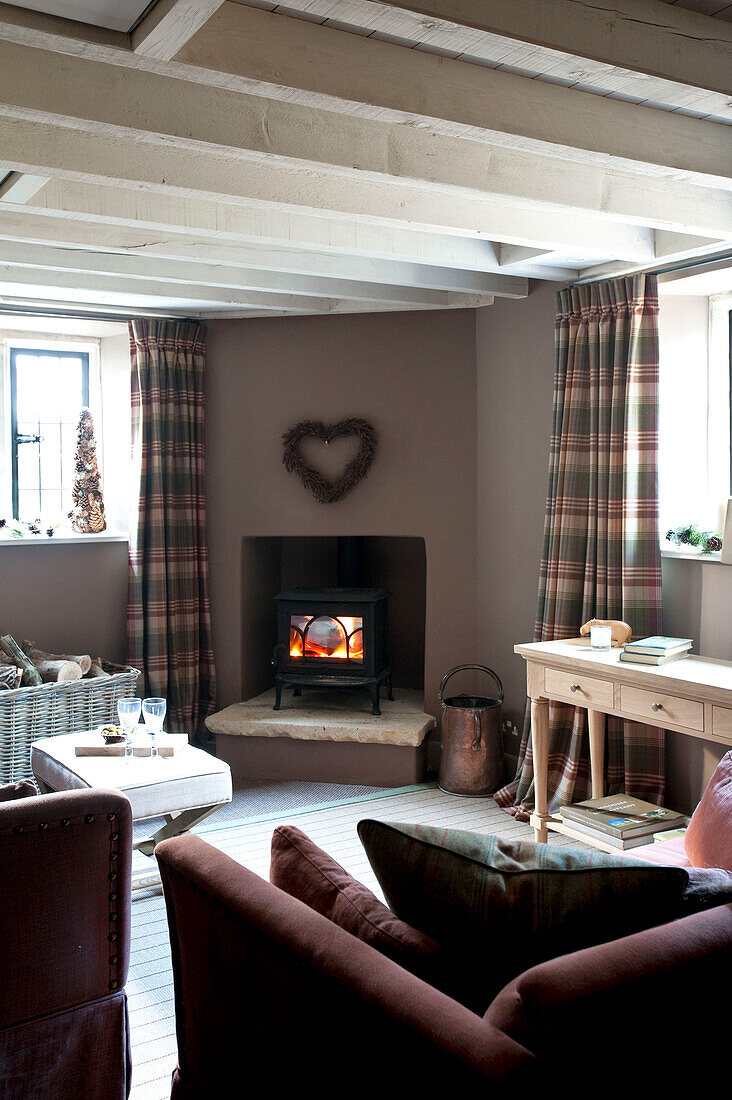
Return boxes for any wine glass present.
[117,697,141,758]
[142,697,167,757]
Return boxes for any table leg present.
[588,709,605,799]
[530,697,550,843]
[133,802,226,858]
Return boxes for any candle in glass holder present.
[590,623,612,650]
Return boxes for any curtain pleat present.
[127,319,216,739]
[495,273,665,816]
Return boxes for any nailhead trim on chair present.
[3,804,125,996]
[106,810,121,993]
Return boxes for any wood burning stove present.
[272,588,392,715]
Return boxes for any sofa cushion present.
[270,825,445,990]
[684,750,732,871]
[0,780,37,802]
[357,820,732,1013]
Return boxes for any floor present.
[127,782,585,1100]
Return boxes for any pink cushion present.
[684,751,732,871]
[621,836,690,867]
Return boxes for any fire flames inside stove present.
[289,614,364,661]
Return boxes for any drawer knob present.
[570,683,580,692]
[651,702,663,712]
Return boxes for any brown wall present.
[0,541,128,663]
[205,308,478,722]
[475,284,556,739]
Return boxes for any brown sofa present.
[0,782,133,1100]
[157,833,732,1097]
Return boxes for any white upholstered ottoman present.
[32,732,232,871]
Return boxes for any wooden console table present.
[515,639,732,852]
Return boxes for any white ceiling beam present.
[0,261,418,313]
[0,1,729,187]
[578,233,732,282]
[132,1,227,61]
[0,116,660,262]
[0,240,510,306]
[17,178,515,278]
[0,206,536,293]
[0,288,493,319]
[172,3,732,187]
[0,171,48,202]
[195,296,494,319]
[372,0,732,97]
[499,245,554,268]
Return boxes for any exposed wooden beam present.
[0,262,337,312]
[372,0,732,97]
[578,234,732,282]
[172,3,732,187]
[0,288,493,319]
[132,0,227,61]
[0,240,513,306]
[0,258,491,312]
[0,115,660,261]
[499,245,554,268]
[9,180,510,277]
[0,206,532,292]
[0,171,48,202]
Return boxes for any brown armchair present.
[0,782,133,1100]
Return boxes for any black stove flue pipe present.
[337,536,365,587]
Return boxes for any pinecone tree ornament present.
[69,408,107,534]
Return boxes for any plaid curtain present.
[127,320,216,739]
[495,273,664,817]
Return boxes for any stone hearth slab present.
[206,688,435,748]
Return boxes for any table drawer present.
[544,667,614,709]
[620,685,704,731]
[712,706,732,744]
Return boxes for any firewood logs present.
[34,659,83,683]
[0,635,42,686]
[0,636,96,688]
[25,646,92,678]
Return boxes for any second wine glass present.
[142,697,167,757]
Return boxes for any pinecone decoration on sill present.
[69,407,107,534]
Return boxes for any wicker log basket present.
[0,660,140,783]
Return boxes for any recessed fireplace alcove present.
[240,535,426,704]
[208,535,430,785]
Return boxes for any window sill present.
[0,532,129,547]
[661,549,728,566]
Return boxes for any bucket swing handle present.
[471,710,482,750]
[438,664,504,707]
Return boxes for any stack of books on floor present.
[559,795,687,849]
[619,636,692,665]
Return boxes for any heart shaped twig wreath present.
[282,418,378,504]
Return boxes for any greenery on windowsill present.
[665,523,723,555]
[0,519,128,545]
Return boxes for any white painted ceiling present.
[659,264,732,295]
[1,1,151,32]
[0,1,729,319]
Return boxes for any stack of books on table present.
[619,636,692,665]
[559,795,687,850]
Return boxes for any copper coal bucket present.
[438,664,504,796]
